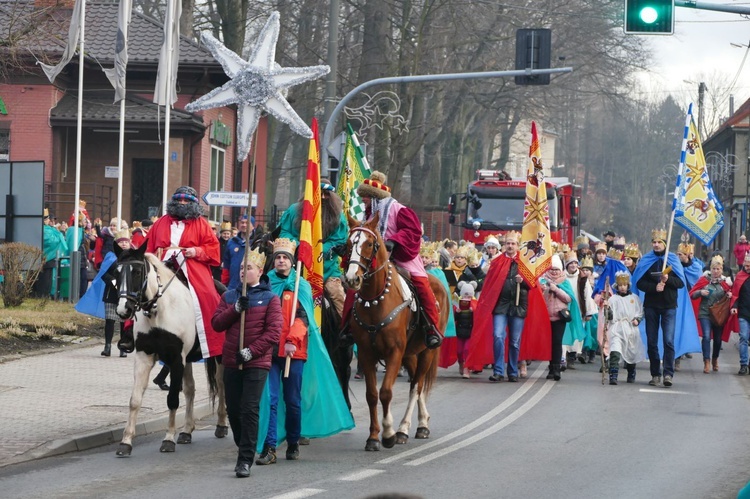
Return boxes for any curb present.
[1,402,215,468]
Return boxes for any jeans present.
[264,356,304,448]
[739,318,750,366]
[550,320,566,367]
[699,318,723,361]
[644,307,676,377]
[492,314,525,377]
[224,367,268,463]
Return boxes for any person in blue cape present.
[255,238,354,464]
[591,242,628,298]
[677,241,705,290]
[633,228,700,388]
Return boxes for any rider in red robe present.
[118,186,223,358]
[340,171,443,349]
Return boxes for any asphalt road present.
[2,357,750,499]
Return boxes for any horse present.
[112,243,227,456]
[343,212,448,451]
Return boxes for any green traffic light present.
[640,6,659,24]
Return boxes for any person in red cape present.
[119,186,222,358]
[465,231,550,380]
[727,253,750,374]
[689,256,732,374]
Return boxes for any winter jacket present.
[276,289,309,360]
[212,275,282,370]
[541,275,572,321]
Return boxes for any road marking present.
[639,388,691,395]
[405,378,555,466]
[339,469,386,481]
[377,364,547,465]
[267,489,326,499]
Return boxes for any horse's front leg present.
[177,361,195,444]
[380,352,403,449]
[361,350,381,451]
[116,352,155,457]
[214,360,229,438]
[160,359,185,452]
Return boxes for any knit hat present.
[459,285,475,301]
[550,254,563,270]
[357,171,392,200]
[484,236,500,249]
[172,186,199,204]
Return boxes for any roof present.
[50,89,205,132]
[708,96,750,141]
[0,0,220,68]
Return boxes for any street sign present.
[202,191,257,207]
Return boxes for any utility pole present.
[698,82,706,138]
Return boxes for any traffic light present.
[624,0,674,34]
[515,29,552,86]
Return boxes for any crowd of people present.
[39,174,750,478]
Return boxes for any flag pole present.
[160,0,175,214]
[286,260,303,378]
[663,210,677,273]
[237,128,259,371]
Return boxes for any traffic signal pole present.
[675,0,750,15]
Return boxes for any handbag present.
[709,294,731,327]
[559,308,572,323]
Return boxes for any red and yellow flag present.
[299,118,324,320]
[518,121,552,285]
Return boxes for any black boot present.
[286,442,300,460]
[153,365,170,390]
[626,365,636,383]
[609,367,619,385]
[425,325,443,349]
[339,326,355,347]
[565,352,577,370]
[546,364,555,380]
[552,363,561,381]
[102,319,114,356]
[117,322,135,353]
[101,343,111,357]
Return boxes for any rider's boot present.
[117,320,135,353]
[338,290,356,347]
[411,275,443,349]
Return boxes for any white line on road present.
[377,364,547,465]
[404,378,556,466]
[339,469,386,481]
[639,388,692,395]
[267,489,326,499]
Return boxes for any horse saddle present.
[391,265,427,332]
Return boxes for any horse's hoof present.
[115,443,132,457]
[177,432,192,444]
[382,434,397,449]
[214,425,229,438]
[396,432,409,444]
[415,427,430,439]
[365,438,381,451]
[160,440,176,453]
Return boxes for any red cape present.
[147,215,222,357]
[725,270,750,340]
[465,254,551,371]
[689,276,732,342]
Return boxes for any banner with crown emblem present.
[299,118,324,321]
[672,104,724,245]
[518,121,553,285]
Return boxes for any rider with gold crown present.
[341,171,443,349]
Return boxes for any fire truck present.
[448,170,582,247]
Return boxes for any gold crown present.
[114,229,131,241]
[272,238,297,258]
[615,271,631,287]
[607,247,624,260]
[420,241,437,259]
[677,242,694,255]
[580,255,594,269]
[467,249,482,267]
[43,208,49,218]
[651,228,667,242]
[574,234,589,247]
[220,221,232,232]
[710,255,724,269]
[504,231,520,243]
[614,236,626,247]
[132,221,142,229]
[624,243,640,259]
[564,251,578,267]
[558,243,571,254]
[455,245,471,258]
[244,247,267,269]
[594,241,607,253]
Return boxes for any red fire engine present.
[448,170,582,247]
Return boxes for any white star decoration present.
[185,11,330,161]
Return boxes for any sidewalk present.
[0,342,214,468]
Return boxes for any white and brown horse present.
[343,213,447,451]
[112,243,227,456]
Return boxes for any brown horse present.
[343,213,448,451]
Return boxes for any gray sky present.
[638,1,750,123]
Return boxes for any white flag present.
[153,0,181,107]
[38,0,84,83]
[103,0,133,103]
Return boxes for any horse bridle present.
[118,258,182,318]
[348,226,389,281]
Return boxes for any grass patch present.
[0,298,103,338]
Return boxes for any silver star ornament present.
[185,11,329,161]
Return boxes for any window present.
[209,146,225,222]
[0,128,8,161]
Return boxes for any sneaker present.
[354,371,363,380]
[461,368,471,379]
[739,365,749,376]
[488,374,504,382]
[626,370,636,383]
[648,376,661,386]
[507,375,518,382]
[286,443,300,460]
[255,446,276,465]
[519,363,528,378]
[663,375,673,387]
[298,437,310,445]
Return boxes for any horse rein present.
[118,256,185,318]
[348,226,390,281]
